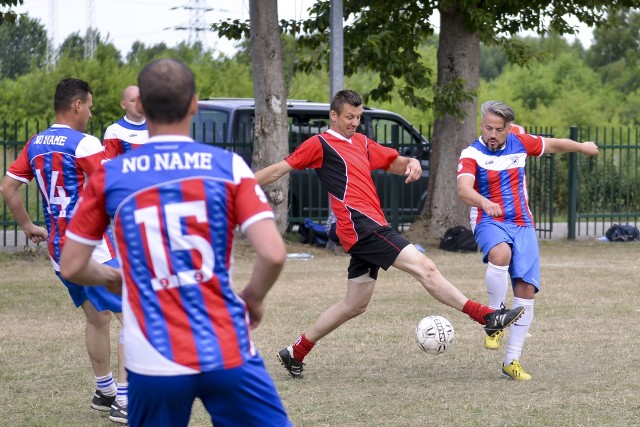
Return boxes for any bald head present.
[138,59,195,124]
[120,85,144,122]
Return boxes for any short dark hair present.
[481,100,515,124]
[330,89,363,115]
[138,59,195,123]
[54,78,92,113]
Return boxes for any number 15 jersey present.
[66,136,274,376]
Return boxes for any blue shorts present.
[55,258,122,312]
[474,222,540,292]
[127,357,291,427]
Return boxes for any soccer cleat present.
[91,390,116,412]
[483,304,525,336]
[108,402,128,424]
[484,328,504,350]
[501,360,532,380]
[277,346,305,379]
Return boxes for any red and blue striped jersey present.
[6,124,116,270]
[65,136,274,375]
[457,133,544,227]
[102,116,148,159]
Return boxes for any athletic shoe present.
[484,328,504,350]
[277,346,305,379]
[501,360,532,380]
[483,304,525,336]
[91,390,116,412]
[109,402,128,424]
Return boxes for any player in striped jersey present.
[102,85,148,159]
[0,78,127,421]
[457,100,599,380]
[256,90,525,380]
[59,59,291,427]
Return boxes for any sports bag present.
[605,224,640,242]
[298,218,329,246]
[439,226,478,252]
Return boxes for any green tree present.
[0,0,22,25]
[0,14,46,79]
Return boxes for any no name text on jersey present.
[122,151,213,173]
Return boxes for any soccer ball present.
[415,315,455,355]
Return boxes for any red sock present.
[292,334,315,362]
[462,300,494,325]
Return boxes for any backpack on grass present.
[605,224,640,242]
[298,218,329,246]
[439,226,478,253]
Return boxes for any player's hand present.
[24,223,48,244]
[581,141,599,157]
[404,158,422,184]
[239,288,264,330]
[481,200,503,217]
[102,266,123,295]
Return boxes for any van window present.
[193,109,228,143]
[288,114,330,146]
[370,117,417,145]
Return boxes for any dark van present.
[191,98,430,229]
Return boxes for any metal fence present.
[2,120,639,248]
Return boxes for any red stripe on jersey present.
[507,168,526,226]
[156,287,200,370]
[200,275,243,369]
[225,182,237,272]
[487,169,506,223]
[114,215,148,337]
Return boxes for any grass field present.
[1,238,639,426]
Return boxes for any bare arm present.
[386,156,422,183]
[238,218,286,329]
[545,138,599,156]
[457,174,503,218]
[254,160,294,187]
[0,175,48,243]
[59,239,123,294]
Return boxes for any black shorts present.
[347,226,411,280]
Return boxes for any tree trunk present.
[408,8,480,243]
[249,0,290,235]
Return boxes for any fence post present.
[567,126,579,240]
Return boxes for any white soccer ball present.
[415,315,455,355]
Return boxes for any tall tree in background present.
[249,0,289,234]
[0,14,46,79]
[0,0,21,25]
[216,0,637,238]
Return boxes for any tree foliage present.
[0,14,46,79]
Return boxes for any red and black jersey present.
[285,129,399,251]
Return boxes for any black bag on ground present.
[439,226,478,252]
[298,218,329,246]
[605,224,640,242]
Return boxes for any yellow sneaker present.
[501,360,532,380]
[484,329,504,350]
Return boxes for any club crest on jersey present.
[510,155,519,165]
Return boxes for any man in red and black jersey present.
[256,90,525,380]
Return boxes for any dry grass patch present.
[1,239,639,426]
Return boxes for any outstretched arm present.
[545,138,598,156]
[387,156,422,183]
[254,160,294,186]
[0,175,48,243]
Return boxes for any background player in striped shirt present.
[59,59,291,427]
[102,85,148,159]
[256,89,525,380]
[0,78,128,422]
[457,100,598,380]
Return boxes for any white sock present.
[486,263,509,309]
[95,373,117,396]
[115,382,128,407]
[504,296,534,365]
